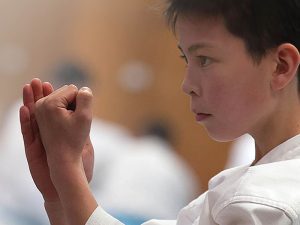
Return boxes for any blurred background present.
[0,0,255,224]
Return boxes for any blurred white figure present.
[225,134,255,169]
[92,133,198,223]
[0,100,48,225]
[90,118,198,224]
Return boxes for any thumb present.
[75,87,93,122]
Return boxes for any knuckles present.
[34,85,93,129]
[35,96,59,116]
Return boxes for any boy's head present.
[164,0,300,141]
[165,0,300,83]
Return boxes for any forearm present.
[49,159,98,225]
[44,201,68,225]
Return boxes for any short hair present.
[165,0,300,82]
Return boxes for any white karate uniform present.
[86,134,300,225]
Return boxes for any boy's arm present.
[20,80,68,224]
[20,79,96,225]
[44,202,68,225]
[217,202,293,224]
[50,162,98,225]
[33,83,97,225]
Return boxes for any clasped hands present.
[19,78,94,204]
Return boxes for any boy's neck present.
[251,90,300,164]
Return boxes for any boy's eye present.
[197,56,212,67]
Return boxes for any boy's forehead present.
[176,15,250,59]
[176,16,231,49]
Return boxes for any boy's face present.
[177,16,276,141]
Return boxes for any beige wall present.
[0,0,77,117]
[0,0,232,191]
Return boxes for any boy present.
[20,0,300,224]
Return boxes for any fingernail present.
[80,87,92,93]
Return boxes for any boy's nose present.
[181,70,201,96]
[181,78,192,95]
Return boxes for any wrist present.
[48,158,85,189]
[49,161,98,225]
[44,200,63,212]
[44,201,68,225]
[45,145,82,166]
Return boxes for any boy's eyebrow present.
[178,43,214,54]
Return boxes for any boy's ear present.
[271,43,300,91]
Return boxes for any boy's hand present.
[20,78,96,225]
[20,79,59,202]
[20,79,94,203]
[29,80,97,225]
[34,83,93,167]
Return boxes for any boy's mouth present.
[195,113,211,122]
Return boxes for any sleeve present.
[215,202,293,225]
[85,207,177,225]
[142,220,176,225]
[85,207,124,225]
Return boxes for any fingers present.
[23,79,53,114]
[82,136,94,182]
[49,84,78,109]
[31,78,44,102]
[23,84,35,115]
[24,78,92,120]
[43,82,54,96]
[75,87,93,119]
[19,105,33,148]
[23,79,53,142]
[28,78,54,101]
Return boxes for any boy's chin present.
[205,128,244,142]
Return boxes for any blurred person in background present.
[0,62,198,225]
[0,98,48,225]
[94,119,198,224]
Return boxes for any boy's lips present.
[195,113,212,122]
